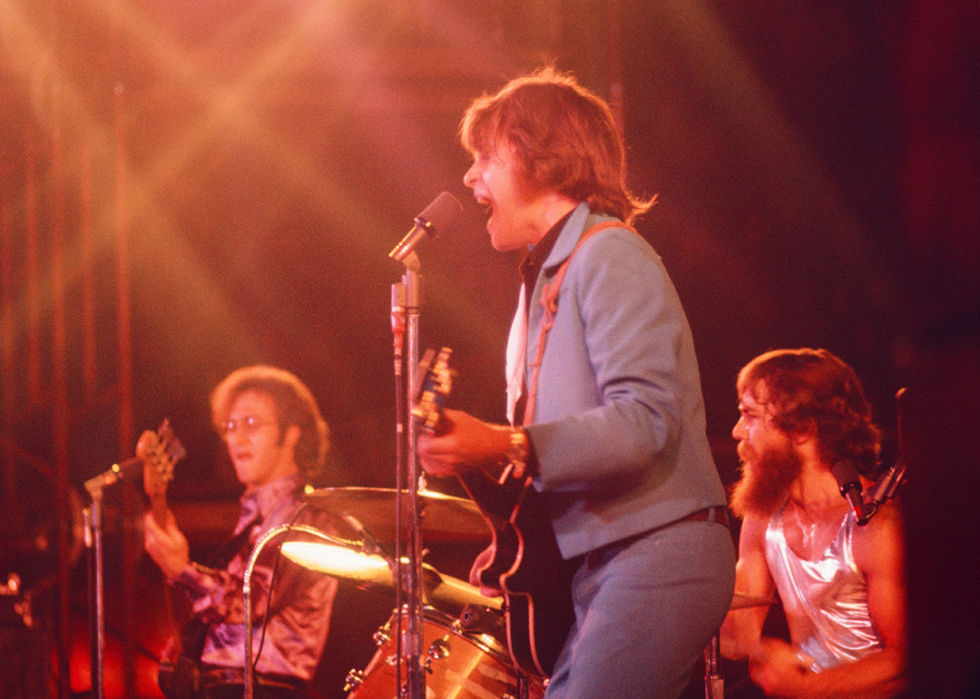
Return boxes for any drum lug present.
[428,638,451,661]
[373,627,391,647]
[344,669,365,692]
[423,637,452,675]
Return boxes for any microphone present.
[871,458,906,506]
[84,457,143,497]
[831,460,875,526]
[388,192,463,263]
[342,514,395,569]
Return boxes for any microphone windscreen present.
[416,191,463,235]
[831,460,861,490]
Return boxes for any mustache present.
[736,441,755,465]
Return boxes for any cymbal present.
[281,541,390,584]
[730,593,778,610]
[280,541,500,615]
[303,487,489,544]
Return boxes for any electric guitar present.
[136,421,202,699]
[414,348,576,678]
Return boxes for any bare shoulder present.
[852,500,905,573]
[737,513,772,551]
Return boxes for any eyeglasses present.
[221,415,275,439]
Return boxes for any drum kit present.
[284,486,546,699]
[283,486,776,699]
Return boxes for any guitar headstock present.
[412,347,454,434]
[137,419,187,499]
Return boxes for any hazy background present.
[1,1,977,697]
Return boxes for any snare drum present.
[346,607,544,699]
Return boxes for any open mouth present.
[475,195,493,216]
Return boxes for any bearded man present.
[721,348,908,699]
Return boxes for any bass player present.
[143,365,338,699]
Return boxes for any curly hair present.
[736,348,882,478]
[460,66,655,225]
[210,365,329,478]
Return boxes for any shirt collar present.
[242,471,306,520]
[520,208,576,288]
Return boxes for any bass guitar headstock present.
[137,419,187,501]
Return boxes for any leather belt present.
[683,505,730,528]
[585,506,730,569]
[200,666,306,691]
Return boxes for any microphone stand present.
[387,193,461,699]
[83,494,105,699]
[390,252,426,699]
[82,457,141,699]
[845,387,911,525]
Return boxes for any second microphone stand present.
[390,252,427,699]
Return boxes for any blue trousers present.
[544,518,736,699]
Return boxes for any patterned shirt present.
[170,472,338,682]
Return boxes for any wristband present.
[507,427,530,479]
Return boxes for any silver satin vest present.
[765,503,884,670]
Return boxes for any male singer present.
[416,68,735,699]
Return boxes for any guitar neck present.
[150,491,170,528]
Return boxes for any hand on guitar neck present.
[414,348,514,481]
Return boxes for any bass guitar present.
[414,348,576,678]
[136,420,202,699]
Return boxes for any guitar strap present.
[523,221,638,425]
[207,512,264,569]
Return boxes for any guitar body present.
[457,469,576,679]
[416,348,576,678]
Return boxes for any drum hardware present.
[372,624,392,647]
[426,637,451,662]
[459,603,506,637]
[346,607,546,699]
[704,592,780,699]
[302,487,490,544]
[344,668,366,693]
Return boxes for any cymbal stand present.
[391,252,426,699]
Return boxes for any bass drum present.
[346,607,545,699]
